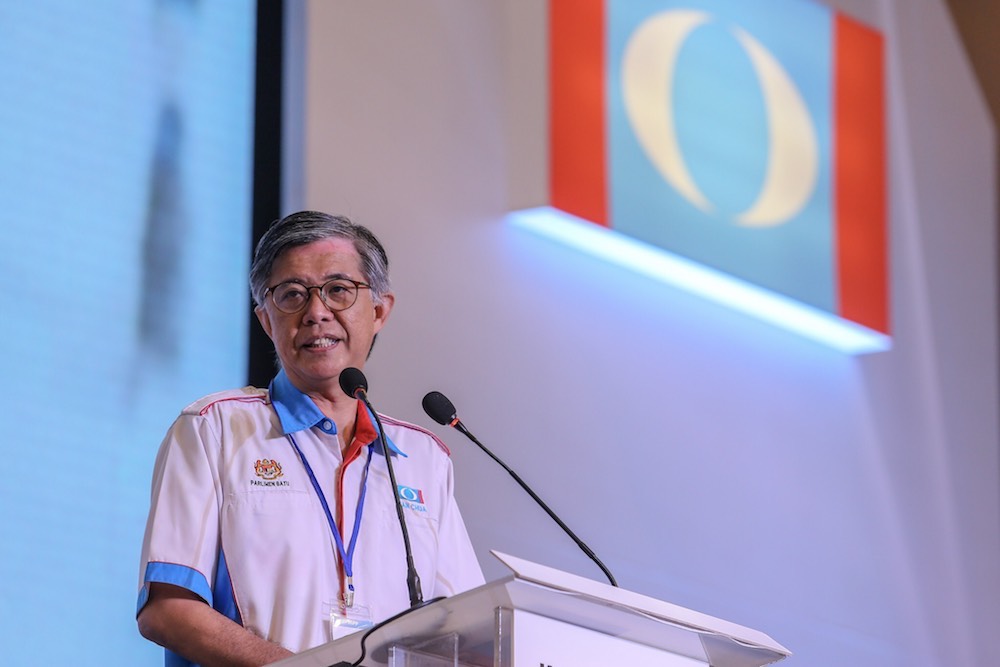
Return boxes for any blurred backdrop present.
[0,2,254,664]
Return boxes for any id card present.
[325,598,374,636]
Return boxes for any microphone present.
[340,367,423,608]
[421,391,618,587]
[339,366,368,397]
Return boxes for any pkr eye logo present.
[621,10,818,227]
[398,485,425,505]
[545,0,888,342]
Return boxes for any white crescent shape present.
[621,10,714,213]
[732,27,819,227]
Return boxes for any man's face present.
[254,237,393,396]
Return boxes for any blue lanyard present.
[286,431,374,607]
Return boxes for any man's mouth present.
[303,337,339,350]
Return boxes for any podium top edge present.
[490,550,792,657]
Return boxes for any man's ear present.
[372,293,395,335]
[255,305,274,341]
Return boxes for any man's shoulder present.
[380,414,451,456]
[181,386,270,417]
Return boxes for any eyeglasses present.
[264,278,372,314]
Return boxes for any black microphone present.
[339,366,368,397]
[421,390,618,587]
[340,367,423,608]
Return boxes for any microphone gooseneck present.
[421,390,619,587]
[340,367,423,608]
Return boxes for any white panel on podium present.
[269,551,790,667]
[508,609,707,666]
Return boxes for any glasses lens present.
[271,282,308,313]
[321,279,358,310]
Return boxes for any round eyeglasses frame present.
[263,278,372,314]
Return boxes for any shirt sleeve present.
[430,457,486,597]
[136,410,223,615]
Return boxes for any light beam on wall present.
[509,206,891,354]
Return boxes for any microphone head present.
[339,367,368,398]
[422,391,457,426]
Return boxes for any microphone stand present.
[423,391,618,587]
[355,389,423,608]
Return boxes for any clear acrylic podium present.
[270,552,791,667]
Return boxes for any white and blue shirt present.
[136,370,484,666]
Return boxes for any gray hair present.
[249,211,391,307]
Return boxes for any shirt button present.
[322,420,333,431]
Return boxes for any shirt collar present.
[353,400,406,457]
[270,369,327,434]
[269,369,405,456]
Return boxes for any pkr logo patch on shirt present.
[397,485,428,513]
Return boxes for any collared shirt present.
[137,370,484,666]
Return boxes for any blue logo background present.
[608,0,835,311]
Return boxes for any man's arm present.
[137,582,293,667]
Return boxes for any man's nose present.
[301,287,332,322]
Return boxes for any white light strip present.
[508,207,891,354]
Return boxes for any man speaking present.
[136,211,484,666]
